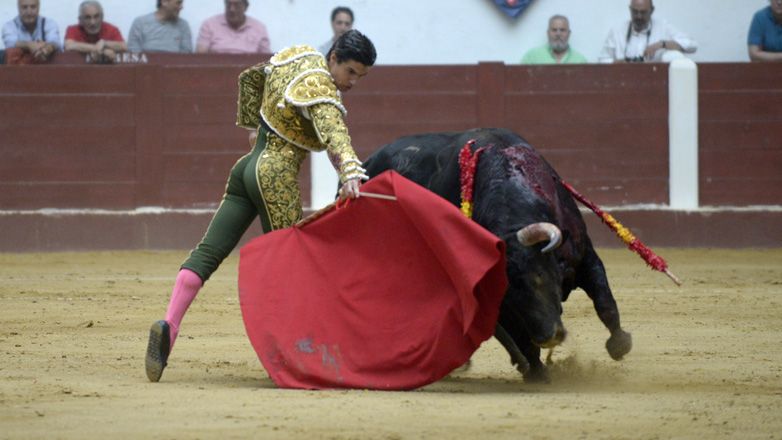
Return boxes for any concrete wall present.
[0,0,769,63]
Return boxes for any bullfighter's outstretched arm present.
[309,103,367,184]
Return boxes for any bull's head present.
[471,145,568,351]
[511,222,567,348]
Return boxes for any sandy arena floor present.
[1,248,781,439]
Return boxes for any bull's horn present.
[516,222,562,253]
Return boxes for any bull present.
[361,128,632,382]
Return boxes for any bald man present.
[600,0,697,63]
[522,15,587,64]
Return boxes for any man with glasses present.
[599,0,697,63]
[748,0,782,62]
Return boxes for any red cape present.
[238,171,507,389]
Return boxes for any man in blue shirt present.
[748,0,782,62]
[2,0,61,63]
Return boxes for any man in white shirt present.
[600,0,697,63]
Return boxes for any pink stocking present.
[164,268,203,349]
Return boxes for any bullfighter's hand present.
[339,178,361,200]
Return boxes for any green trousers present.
[181,128,275,282]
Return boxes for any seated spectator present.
[521,15,587,65]
[64,1,127,64]
[748,0,782,62]
[196,0,270,54]
[318,6,353,55]
[2,0,61,64]
[600,0,697,63]
[128,0,192,53]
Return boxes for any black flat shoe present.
[145,320,171,382]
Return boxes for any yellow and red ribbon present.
[561,180,681,285]
[457,141,680,285]
[458,140,486,219]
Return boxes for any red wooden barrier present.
[1,56,780,250]
[699,63,782,206]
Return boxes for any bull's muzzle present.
[535,322,567,349]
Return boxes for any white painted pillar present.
[310,153,339,209]
[668,58,699,210]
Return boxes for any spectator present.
[128,0,192,53]
[748,0,782,62]
[318,6,353,55]
[64,1,127,63]
[521,15,587,65]
[599,0,697,63]
[2,0,61,63]
[196,0,270,54]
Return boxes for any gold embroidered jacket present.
[236,45,365,183]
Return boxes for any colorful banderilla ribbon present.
[457,138,680,286]
[560,180,681,286]
[458,140,486,219]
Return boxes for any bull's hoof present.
[514,358,530,376]
[606,329,632,360]
[523,365,550,384]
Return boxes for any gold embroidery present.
[269,45,321,66]
[233,44,363,219]
[309,103,362,183]
[236,63,267,130]
[260,46,345,151]
[286,71,346,113]
[256,132,309,230]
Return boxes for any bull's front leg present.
[577,247,632,360]
[494,323,529,375]
[497,308,549,383]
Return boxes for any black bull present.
[361,128,632,382]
